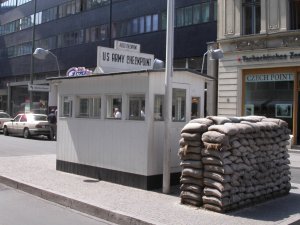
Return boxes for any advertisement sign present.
[66,67,93,77]
[97,46,154,73]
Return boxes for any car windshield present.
[27,114,48,122]
[0,113,10,118]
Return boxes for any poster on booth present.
[97,46,154,73]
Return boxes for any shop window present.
[106,95,122,119]
[290,0,300,30]
[191,97,200,119]
[154,95,164,121]
[244,73,294,130]
[242,0,261,35]
[172,88,186,122]
[62,96,72,117]
[128,95,145,120]
[78,97,101,118]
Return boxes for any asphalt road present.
[0,183,114,225]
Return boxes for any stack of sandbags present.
[200,117,291,212]
[178,118,213,206]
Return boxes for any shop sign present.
[241,51,300,62]
[245,73,294,82]
[97,46,154,73]
[66,67,93,77]
[114,40,140,53]
[28,84,50,92]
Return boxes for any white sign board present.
[97,46,154,73]
[114,40,141,52]
[28,84,50,92]
[245,73,294,82]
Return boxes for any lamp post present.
[201,48,224,74]
[33,48,61,77]
[163,0,174,194]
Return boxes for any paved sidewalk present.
[289,150,300,168]
[0,154,300,225]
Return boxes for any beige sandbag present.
[208,124,239,136]
[206,116,231,125]
[202,156,232,166]
[189,118,214,126]
[204,178,232,192]
[180,176,204,187]
[201,149,231,159]
[203,196,230,207]
[181,122,208,134]
[204,165,234,175]
[179,146,201,155]
[203,172,231,183]
[180,160,203,169]
[179,138,202,147]
[182,168,203,179]
[180,184,203,194]
[180,190,202,201]
[202,131,229,145]
[203,187,230,198]
[181,198,202,207]
[203,204,224,213]
[179,152,202,161]
[181,132,201,141]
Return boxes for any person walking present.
[48,109,57,140]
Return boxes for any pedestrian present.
[48,109,57,140]
[114,108,122,118]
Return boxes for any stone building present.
[217,0,300,144]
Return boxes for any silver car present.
[3,113,51,139]
[0,111,12,131]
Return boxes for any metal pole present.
[163,0,174,194]
[48,51,61,77]
[29,0,37,111]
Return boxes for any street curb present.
[0,176,154,225]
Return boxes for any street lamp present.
[201,48,224,74]
[33,48,61,77]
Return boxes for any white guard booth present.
[49,69,210,190]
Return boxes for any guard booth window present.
[62,96,72,117]
[106,95,122,119]
[172,88,186,122]
[191,97,200,119]
[128,95,145,120]
[154,95,164,121]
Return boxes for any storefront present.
[218,47,300,145]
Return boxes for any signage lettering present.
[241,52,300,62]
[245,73,294,82]
[97,46,154,73]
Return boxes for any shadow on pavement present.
[229,192,300,222]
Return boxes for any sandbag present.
[180,160,203,169]
[189,118,214,126]
[180,184,203,194]
[180,176,204,186]
[203,187,230,198]
[181,122,208,134]
[181,198,202,207]
[202,131,229,145]
[206,116,231,125]
[208,124,239,136]
[202,156,232,166]
[203,172,231,183]
[181,132,201,141]
[182,168,203,179]
[180,191,202,201]
[204,178,232,192]
[201,149,231,159]
[202,196,230,207]
[204,165,234,175]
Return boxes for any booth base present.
[56,160,180,190]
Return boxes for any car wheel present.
[23,128,31,139]
[3,126,9,136]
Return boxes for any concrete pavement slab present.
[0,154,300,225]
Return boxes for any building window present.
[172,88,186,122]
[106,95,122,119]
[58,0,80,18]
[87,24,108,42]
[1,0,17,8]
[154,95,164,121]
[78,97,101,118]
[191,97,200,119]
[35,36,57,50]
[128,95,145,120]
[290,0,300,30]
[62,96,72,117]
[58,29,84,48]
[244,73,294,130]
[242,0,261,35]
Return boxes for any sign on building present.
[97,46,154,73]
[114,40,141,52]
[28,84,50,92]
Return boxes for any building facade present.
[218,0,300,144]
[0,0,217,116]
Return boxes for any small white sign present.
[28,84,50,92]
[114,40,140,52]
[97,46,154,73]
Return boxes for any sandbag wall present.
[178,116,291,212]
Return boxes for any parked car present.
[0,111,12,131]
[3,113,52,139]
